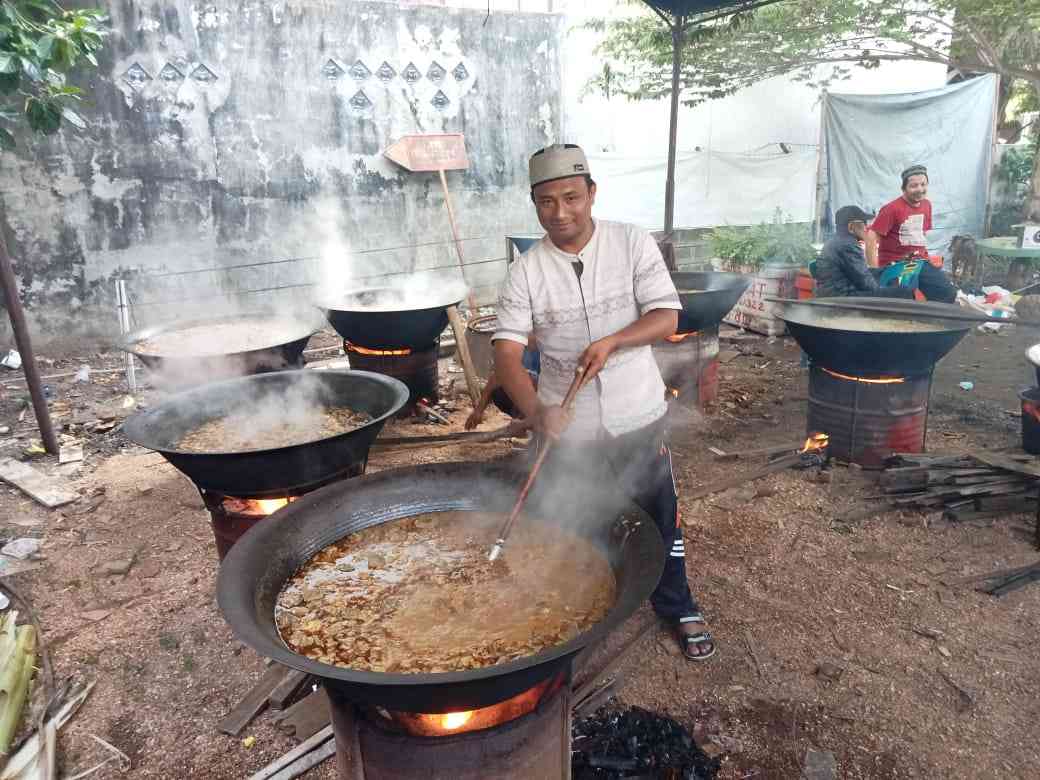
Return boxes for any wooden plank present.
[710,442,802,462]
[972,451,1040,480]
[218,664,288,737]
[687,452,801,500]
[271,688,332,741]
[0,457,79,508]
[268,670,312,711]
[266,739,336,780]
[247,725,333,780]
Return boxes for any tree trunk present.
[1024,81,1040,223]
[1027,138,1040,223]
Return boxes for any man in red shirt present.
[865,164,932,268]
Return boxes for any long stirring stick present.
[489,366,587,561]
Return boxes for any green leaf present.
[0,72,19,94]
[24,97,61,135]
[0,53,16,74]
[35,34,55,62]
[0,127,14,151]
[60,106,85,129]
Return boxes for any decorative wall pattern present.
[0,0,564,342]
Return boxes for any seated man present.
[814,206,913,299]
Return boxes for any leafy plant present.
[0,0,108,151]
[709,211,815,270]
[990,144,1037,236]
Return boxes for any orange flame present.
[345,341,412,357]
[800,433,829,453]
[821,367,904,384]
[666,331,700,343]
[668,387,680,399]
[256,498,290,515]
[440,711,474,731]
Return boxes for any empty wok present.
[122,370,409,498]
[671,271,751,333]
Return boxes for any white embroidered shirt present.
[493,220,681,442]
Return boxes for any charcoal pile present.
[879,452,1040,524]
[572,706,719,779]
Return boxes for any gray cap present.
[529,144,590,188]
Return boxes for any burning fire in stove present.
[345,341,413,357]
[221,496,293,516]
[800,432,829,453]
[665,330,699,343]
[821,367,905,384]
[373,672,565,737]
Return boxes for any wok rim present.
[320,281,469,315]
[777,297,973,335]
[216,461,665,694]
[670,270,751,295]
[121,369,409,457]
[121,312,319,360]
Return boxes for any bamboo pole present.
[437,168,483,406]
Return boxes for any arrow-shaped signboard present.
[383,133,469,173]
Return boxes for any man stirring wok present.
[491,144,715,661]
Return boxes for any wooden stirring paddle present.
[488,366,588,562]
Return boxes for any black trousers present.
[536,417,700,621]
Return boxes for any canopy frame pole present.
[663,15,685,240]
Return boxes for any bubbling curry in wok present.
[275,511,616,673]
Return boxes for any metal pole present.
[116,279,137,393]
[663,17,684,239]
[0,227,59,454]
[812,91,828,244]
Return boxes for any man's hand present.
[579,335,619,382]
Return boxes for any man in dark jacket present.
[815,205,913,299]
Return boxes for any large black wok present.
[671,271,750,333]
[322,280,468,350]
[777,297,971,376]
[122,370,408,498]
[122,313,317,387]
[217,461,665,713]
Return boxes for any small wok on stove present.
[322,278,469,351]
[217,461,665,713]
[671,271,750,333]
[122,313,317,386]
[776,297,971,376]
[122,370,408,498]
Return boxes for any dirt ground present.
[0,321,1038,779]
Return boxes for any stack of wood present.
[879,452,1040,526]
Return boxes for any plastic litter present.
[1,538,40,560]
[73,365,91,383]
[959,381,974,391]
[0,350,21,370]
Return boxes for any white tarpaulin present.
[823,74,999,254]
[588,149,818,230]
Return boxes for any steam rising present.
[169,371,370,454]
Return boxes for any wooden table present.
[976,237,1040,290]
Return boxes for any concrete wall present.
[0,0,563,347]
